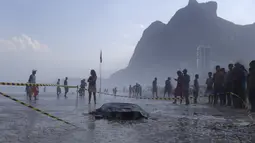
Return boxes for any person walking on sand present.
[64,77,68,98]
[88,69,97,104]
[28,70,37,100]
[193,74,200,104]
[57,79,61,96]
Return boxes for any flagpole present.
[100,62,102,95]
[99,50,102,96]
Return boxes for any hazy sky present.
[0,0,254,82]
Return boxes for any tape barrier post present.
[0,91,77,127]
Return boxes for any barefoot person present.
[88,69,97,104]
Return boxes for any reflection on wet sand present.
[0,92,255,143]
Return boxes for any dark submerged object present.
[89,103,149,120]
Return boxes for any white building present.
[196,45,211,74]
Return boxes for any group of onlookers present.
[26,69,98,104]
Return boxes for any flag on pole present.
[100,50,102,63]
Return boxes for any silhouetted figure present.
[232,63,246,109]
[248,60,255,112]
[79,79,86,96]
[152,78,158,98]
[213,65,224,105]
[88,70,97,104]
[182,69,190,105]
[173,71,183,104]
[139,84,142,96]
[132,85,136,97]
[134,84,138,97]
[44,86,46,92]
[57,79,61,96]
[129,85,132,96]
[193,74,199,104]
[164,77,172,98]
[113,87,117,96]
[225,64,234,106]
[135,83,142,97]
[206,72,214,104]
[220,68,227,105]
[64,77,68,98]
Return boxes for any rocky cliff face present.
[109,0,255,86]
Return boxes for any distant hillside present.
[108,0,255,87]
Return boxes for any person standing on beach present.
[88,69,97,104]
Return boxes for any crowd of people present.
[147,60,255,112]
[128,83,142,97]
[205,61,255,112]
[123,60,255,112]
[24,60,255,112]
[150,69,195,105]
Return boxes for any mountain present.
[109,0,255,87]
